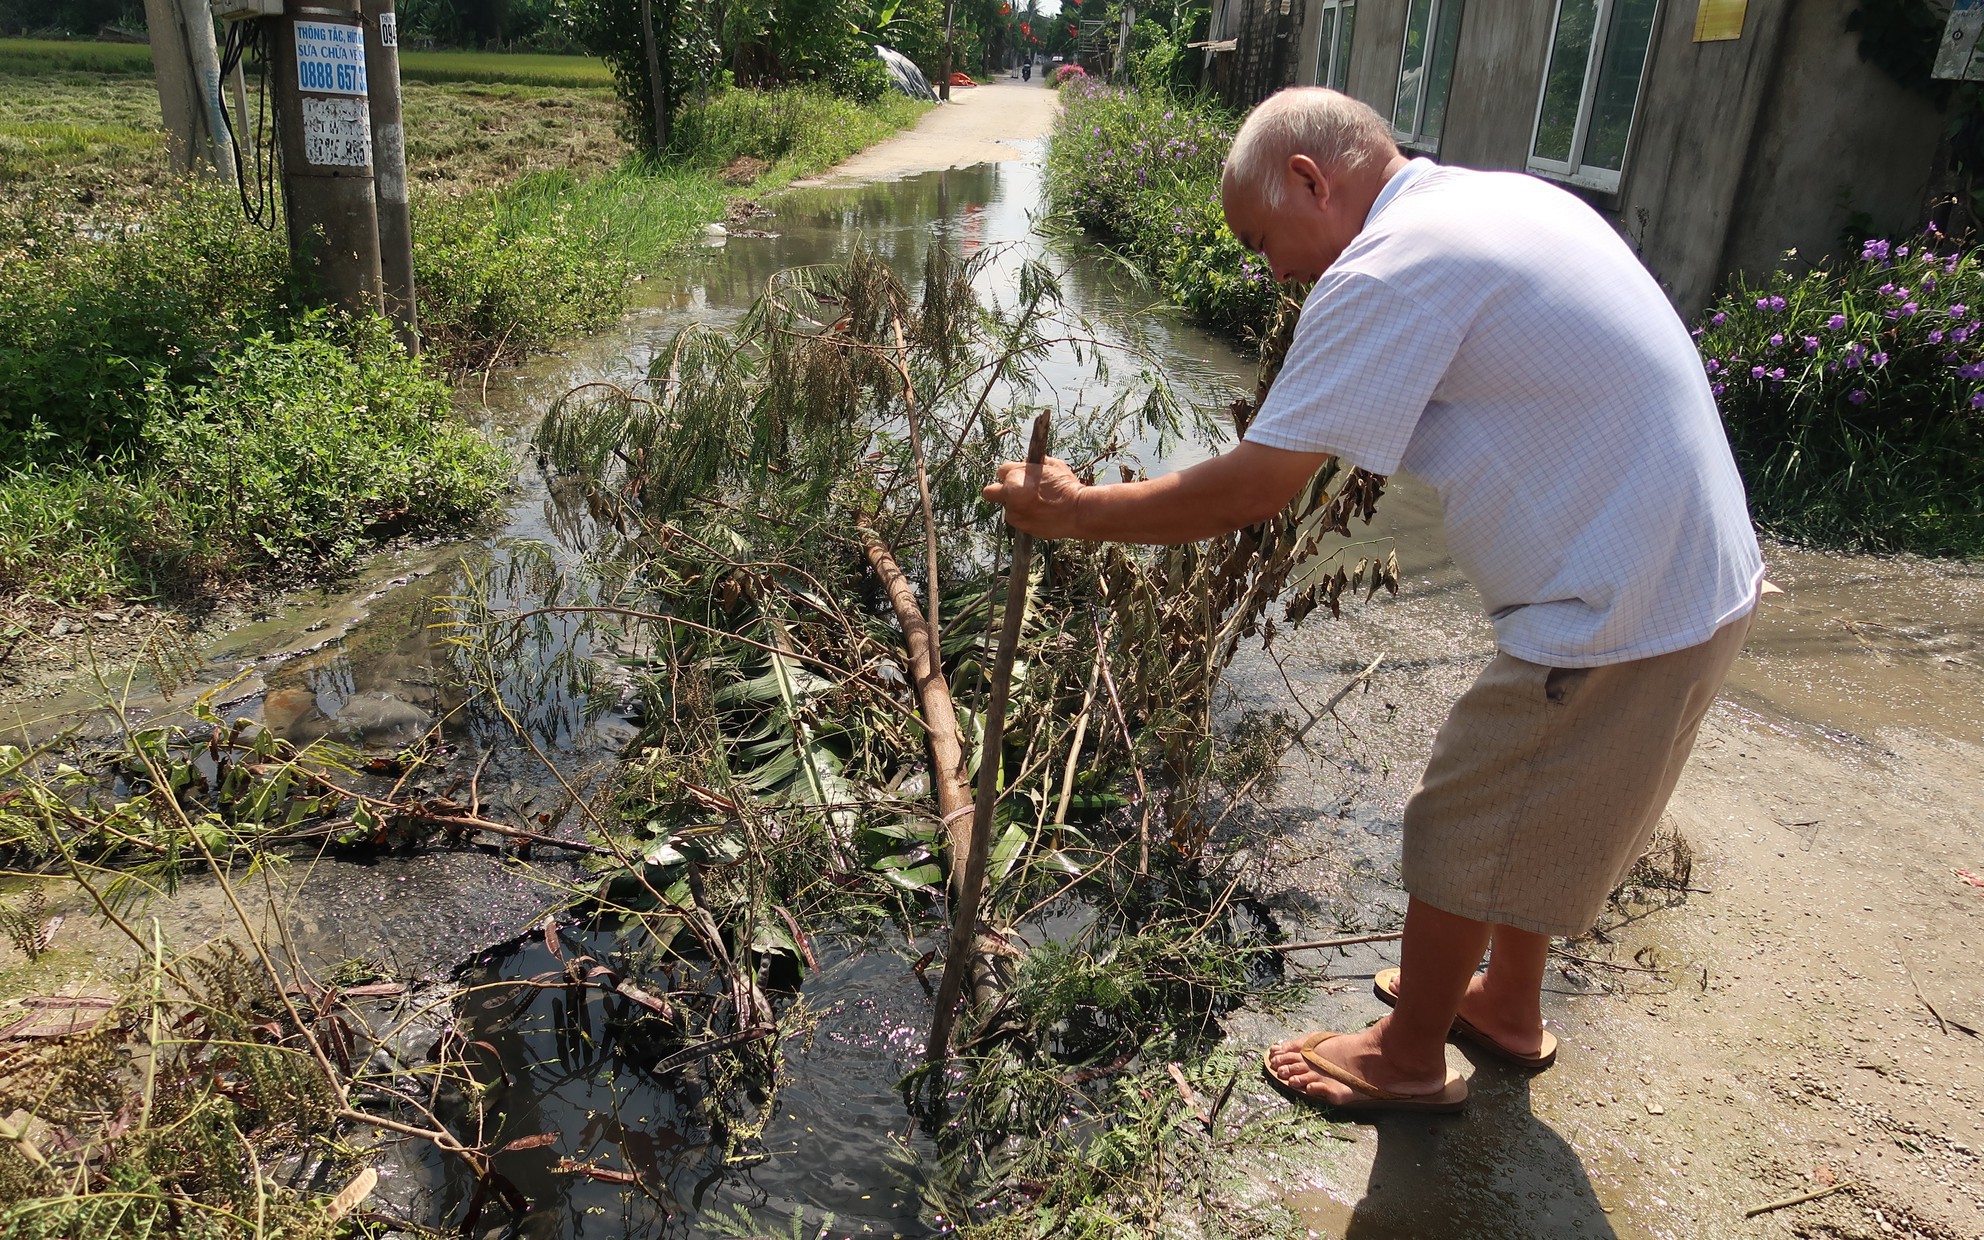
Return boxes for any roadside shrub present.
[1051,63,1086,87]
[414,176,632,370]
[1045,78,1280,339]
[1700,232,1984,557]
[669,85,923,172]
[0,313,507,604]
[0,186,287,464]
[144,314,508,573]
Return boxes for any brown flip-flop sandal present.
[1260,1030,1469,1114]
[1372,967,1559,1071]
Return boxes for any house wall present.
[1716,0,1943,287]
[1438,0,1553,169]
[1252,0,1940,313]
[1615,0,1798,311]
[1293,0,1322,81]
[1344,0,1410,112]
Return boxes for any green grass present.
[0,314,509,604]
[673,88,929,184]
[0,62,928,605]
[398,48,613,88]
[0,81,926,605]
[0,37,611,85]
[1043,79,1280,341]
[0,38,151,75]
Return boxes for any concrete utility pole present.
[940,0,955,101]
[269,0,384,315]
[362,0,418,352]
[144,0,236,177]
[638,0,670,152]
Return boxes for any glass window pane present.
[1394,0,1433,135]
[1315,7,1338,85]
[1531,0,1597,164]
[1331,4,1355,90]
[1582,0,1658,171]
[1419,0,1464,145]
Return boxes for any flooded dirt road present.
[1215,484,1984,1239]
[5,87,1981,1237]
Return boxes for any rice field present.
[0,37,612,86]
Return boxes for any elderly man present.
[982,87,1763,1112]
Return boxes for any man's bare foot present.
[1457,974,1548,1060]
[1373,967,1556,1067]
[1262,1022,1452,1104]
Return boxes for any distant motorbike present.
[1021,62,1032,81]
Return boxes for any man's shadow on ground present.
[1329,1057,1620,1239]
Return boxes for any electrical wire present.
[217,18,281,230]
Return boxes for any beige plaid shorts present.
[1400,610,1754,937]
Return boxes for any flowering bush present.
[1043,79,1282,339]
[1051,63,1087,87]
[1699,232,1984,555]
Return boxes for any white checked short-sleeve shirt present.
[1245,159,1764,667]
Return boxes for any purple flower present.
[1705,358,1722,374]
[1901,303,1919,317]
[1750,365,1767,379]
[1771,295,1787,312]
[1959,361,1984,379]
[1956,328,1973,344]
[1897,246,1910,257]
[1952,304,1969,318]
[1828,314,1847,331]
[1755,297,1770,311]
[1879,283,1896,296]
[1711,381,1726,397]
[1869,352,1890,367]
[1862,239,1891,262]
[1769,333,1784,347]
[1973,390,1984,410]
[1769,367,1786,381]
[1848,389,1869,405]
[1802,336,1820,354]
[1930,329,1946,344]
[1711,311,1727,326]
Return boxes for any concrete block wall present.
[1275,0,1944,313]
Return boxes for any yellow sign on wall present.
[1693,0,1747,41]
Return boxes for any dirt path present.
[1217,482,1984,1239]
[791,78,1060,186]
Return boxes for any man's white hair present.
[1222,87,1398,209]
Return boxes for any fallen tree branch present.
[861,532,974,872]
[1744,1180,1852,1218]
[1247,930,1404,954]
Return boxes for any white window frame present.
[1391,0,1459,152]
[1525,0,1660,193]
[1312,0,1354,91]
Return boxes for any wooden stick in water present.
[927,411,1051,1064]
